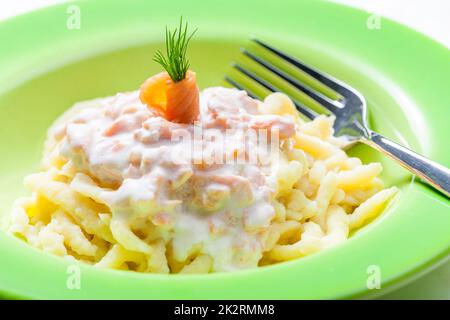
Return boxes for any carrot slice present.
[140,70,200,124]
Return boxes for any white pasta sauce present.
[52,87,296,271]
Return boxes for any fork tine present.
[252,39,354,97]
[232,63,318,120]
[224,76,259,99]
[242,48,343,112]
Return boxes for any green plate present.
[0,0,449,299]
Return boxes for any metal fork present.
[225,39,450,198]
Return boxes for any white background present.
[0,0,449,299]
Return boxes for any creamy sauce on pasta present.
[10,87,397,274]
[54,87,295,271]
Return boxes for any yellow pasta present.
[261,92,301,118]
[349,187,398,229]
[146,239,170,273]
[336,163,382,190]
[8,90,398,274]
[24,172,114,242]
[51,210,98,257]
[180,255,213,274]
[268,222,324,261]
[96,244,144,269]
[294,133,339,159]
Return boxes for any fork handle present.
[363,131,450,198]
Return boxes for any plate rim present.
[0,0,449,299]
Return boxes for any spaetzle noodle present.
[8,88,398,273]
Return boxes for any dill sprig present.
[153,17,196,82]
